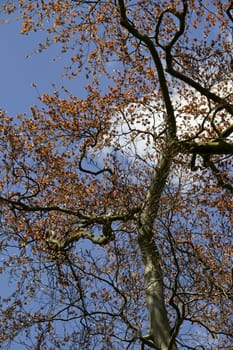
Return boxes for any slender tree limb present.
[220,124,233,139]
[166,55,233,116]
[203,157,233,193]
[0,195,140,223]
[118,0,177,139]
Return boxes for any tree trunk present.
[138,233,177,350]
[138,143,178,350]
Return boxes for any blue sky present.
[0,17,81,116]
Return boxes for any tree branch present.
[166,53,233,116]
[181,140,233,155]
[203,157,233,193]
[0,195,140,223]
[117,0,176,139]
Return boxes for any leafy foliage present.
[0,1,233,349]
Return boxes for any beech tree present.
[0,1,233,349]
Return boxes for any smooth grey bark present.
[138,143,178,350]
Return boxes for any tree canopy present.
[0,1,233,349]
